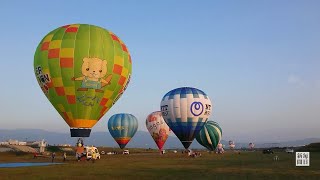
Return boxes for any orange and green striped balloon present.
[34,24,132,137]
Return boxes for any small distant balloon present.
[229,140,235,149]
[216,143,224,154]
[249,142,255,149]
[229,144,235,149]
[108,113,138,149]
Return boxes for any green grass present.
[0,150,319,180]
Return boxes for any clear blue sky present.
[1,0,319,143]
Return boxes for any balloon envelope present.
[229,140,234,145]
[196,121,222,151]
[34,24,132,137]
[160,87,212,149]
[108,113,138,149]
[146,111,171,150]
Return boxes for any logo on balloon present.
[147,120,165,131]
[35,66,51,94]
[190,102,204,116]
[112,74,131,105]
[111,126,128,131]
[77,94,101,107]
[161,105,169,116]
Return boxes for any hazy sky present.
[0,1,319,143]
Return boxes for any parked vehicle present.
[262,149,274,154]
[123,150,130,155]
[285,148,294,153]
[85,146,101,160]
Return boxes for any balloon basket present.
[70,128,91,137]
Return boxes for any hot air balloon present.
[160,87,212,149]
[216,143,224,154]
[108,113,138,149]
[196,121,222,151]
[146,111,171,151]
[34,24,132,137]
[249,142,255,150]
[229,140,235,149]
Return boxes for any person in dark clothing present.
[51,152,56,163]
[63,152,67,162]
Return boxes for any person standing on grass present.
[33,152,37,159]
[51,152,56,163]
[92,151,96,163]
[63,152,67,162]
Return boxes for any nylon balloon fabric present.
[160,87,212,149]
[146,111,170,150]
[34,24,132,137]
[108,113,138,149]
[196,121,222,151]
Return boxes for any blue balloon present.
[160,87,213,149]
[108,113,138,149]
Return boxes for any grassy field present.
[0,149,319,180]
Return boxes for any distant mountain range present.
[0,129,319,149]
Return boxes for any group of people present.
[181,149,202,158]
[190,152,202,158]
[34,139,102,163]
[50,152,67,162]
[33,152,67,163]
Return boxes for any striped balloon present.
[160,87,212,149]
[108,113,138,149]
[196,121,222,151]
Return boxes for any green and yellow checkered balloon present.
[34,24,132,137]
